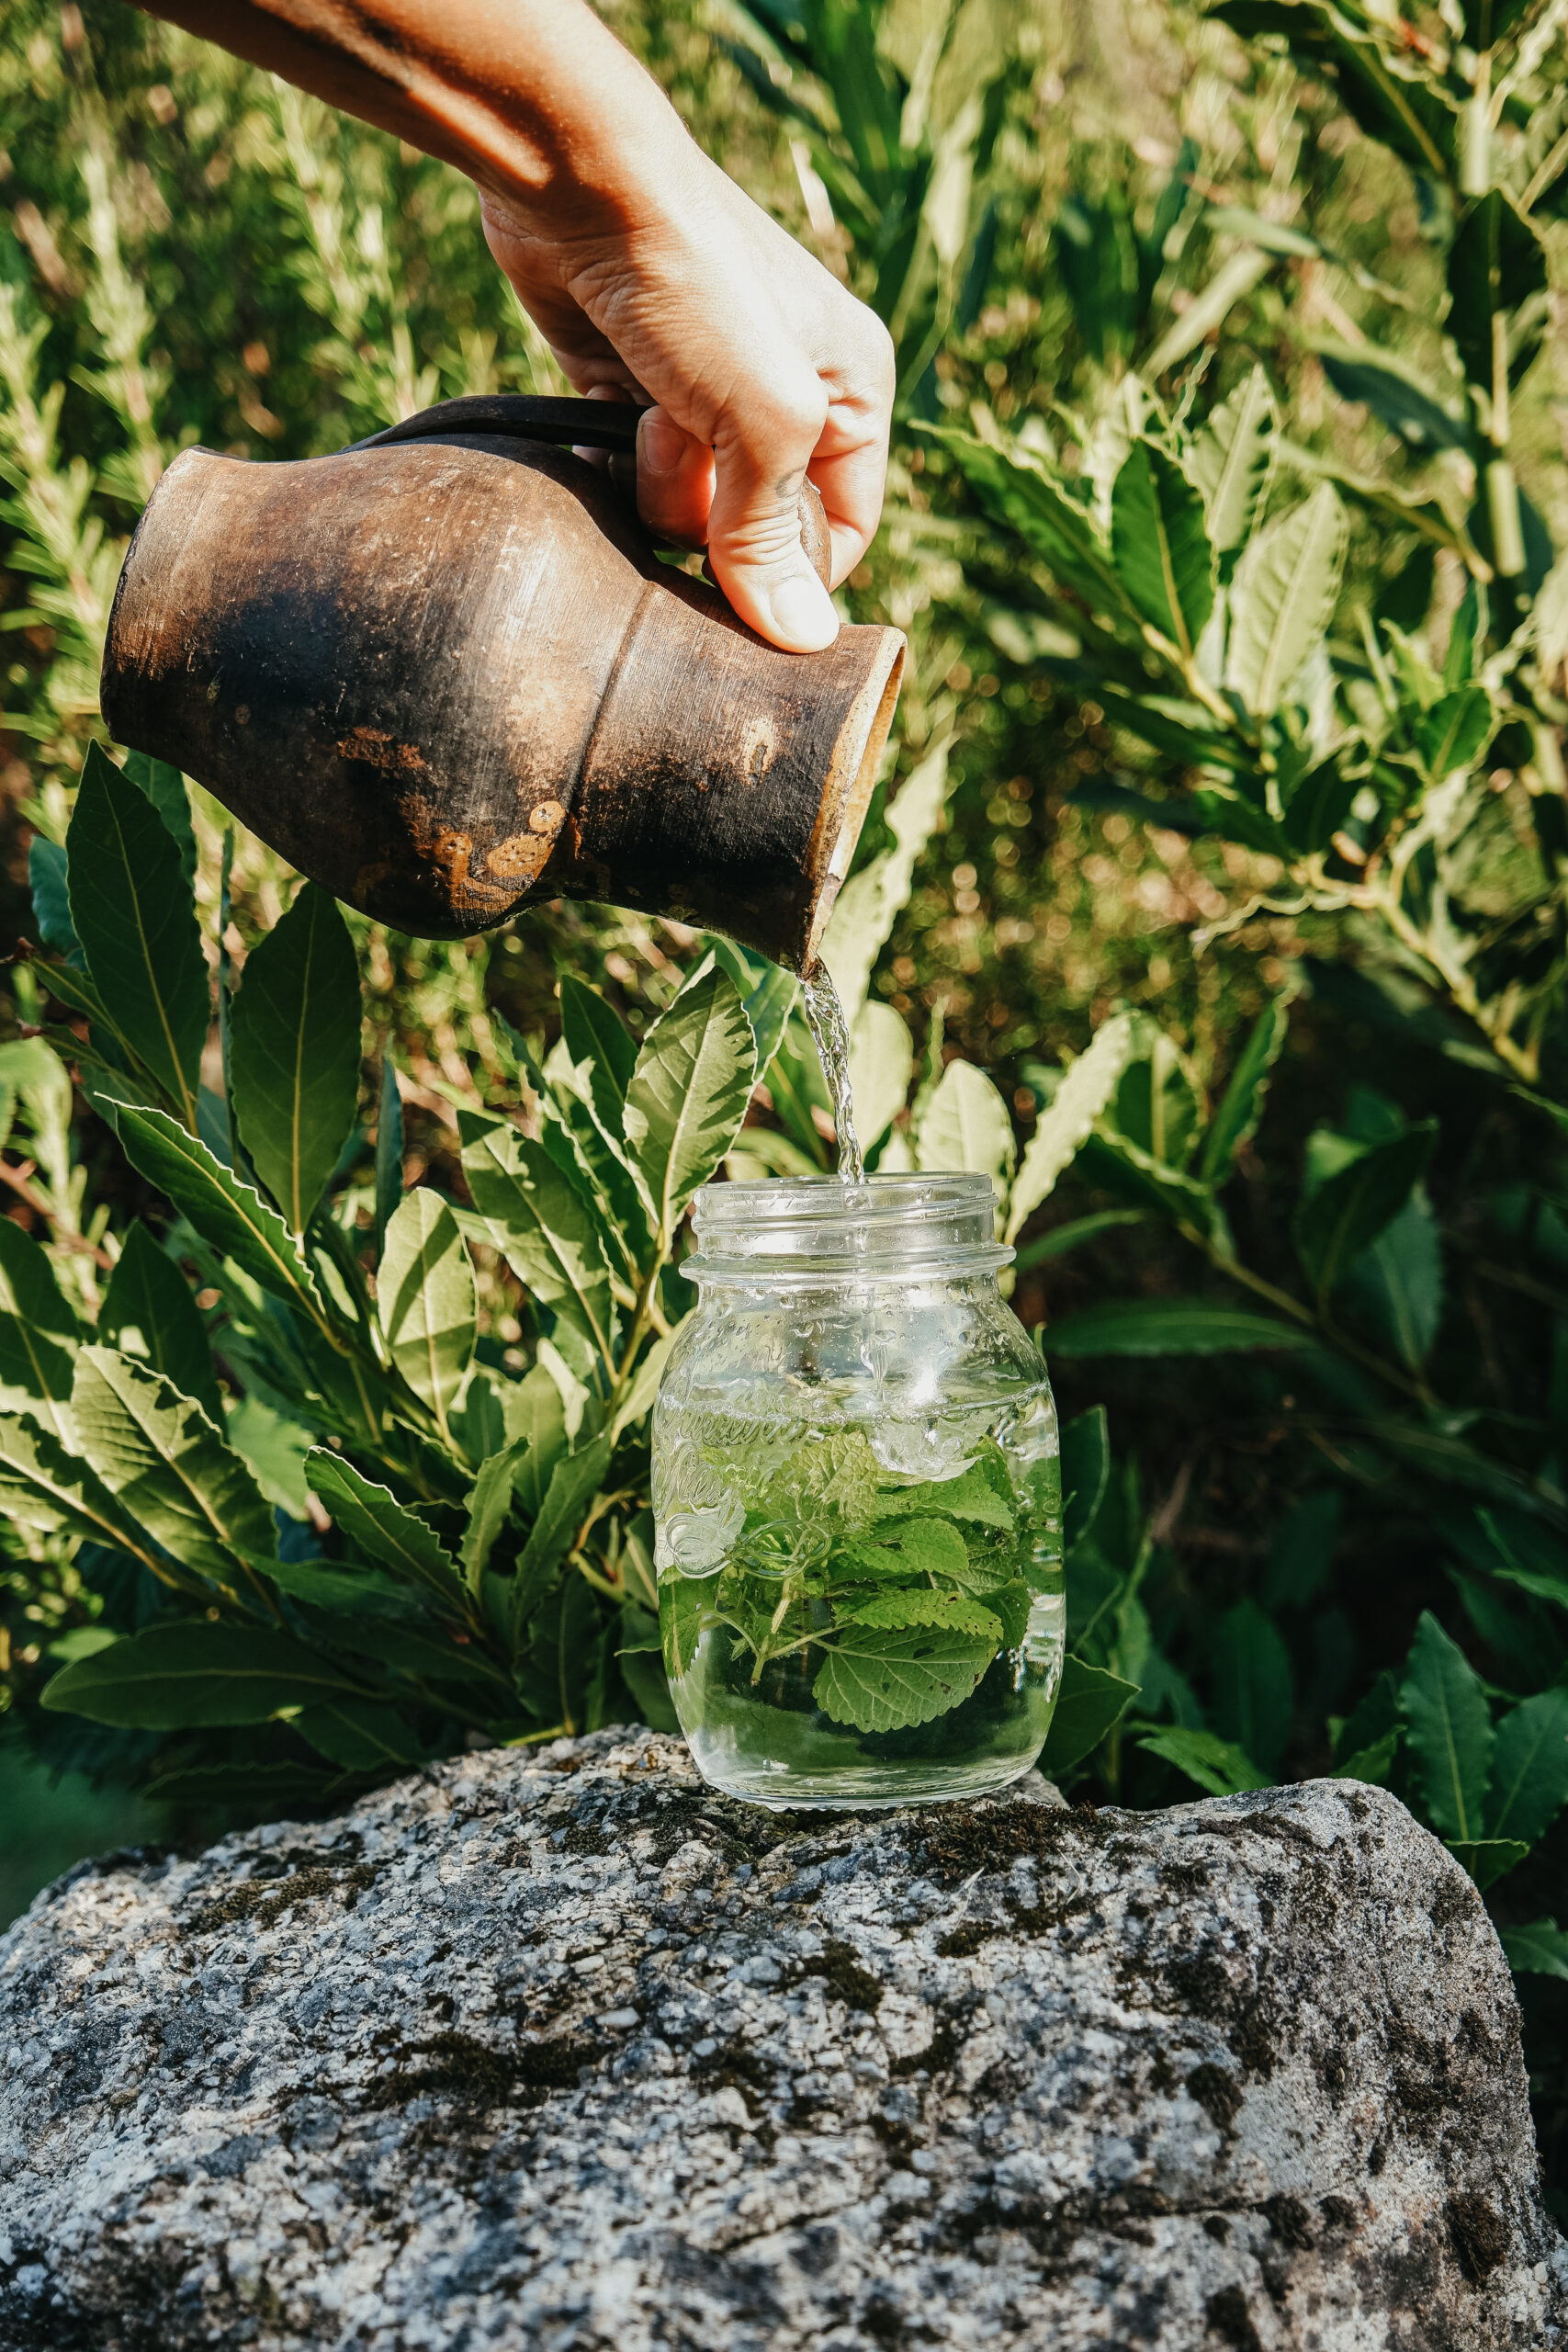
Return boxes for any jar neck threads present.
[682,1172,1011,1284]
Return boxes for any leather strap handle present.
[347,393,833,590]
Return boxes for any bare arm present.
[134,0,894,651]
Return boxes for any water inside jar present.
[800,965,864,1184]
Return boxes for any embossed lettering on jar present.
[653,1174,1066,1807]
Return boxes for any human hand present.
[479,54,892,651]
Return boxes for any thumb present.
[705,403,840,655]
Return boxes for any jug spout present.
[100,413,905,971]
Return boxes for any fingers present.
[636,408,714,548]
[704,375,839,652]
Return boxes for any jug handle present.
[346,394,833,591]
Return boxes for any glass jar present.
[652,1173,1065,1808]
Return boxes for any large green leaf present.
[1005,1013,1138,1243]
[1416,687,1493,783]
[230,883,362,1233]
[512,1430,615,1634]
[1499,1919,1568,1981]
[293,1696,425,1770]
[1201,992,1292,1189]
[65,741,208,1127]
[1319,354,1470,453]
[1045,1298,1311,1355]
[1134,1723,1270,1795]
[1038,1653,1137,1772]
[1293,1122,1437,1302]
[100,1222,220,1421]
[813,1617,996,1733]
[915,1058,1014,1189]
[559,976,637,1140]
[264,1551,432,1623]
[1487,1686,1568,1851]
[377,1190,475,1435]
[72,1345,275,1582]
[0,1216,78,1432]
[1354,1197,1444,1371]
[1225,482,1346,716]
[460,1114,615,1369]
[304,1450,465,1609]
[0,1408,162,1569]
[28,835,80,963]
[40,1617,366,1725]
[1400,1610,1492,1844]
[1190,363,1277,554]
[846,1002,914,1155]
[120,749,197,884]
[118,1107,319,1309]
[459,1442,526,1593]
[502,1363,570,1518]
[624,967,756,1241]
[1212,1598,1294,1776]
[1110,440,1213,657]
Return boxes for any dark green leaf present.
[1353,1196,1444,1371]
[28,836,80,962]
[1320,354,1471,452]
[264,1552,434,1623]
[1061,1405,1110,1551]
[503,1364,570,1519]
[1038,1652,1137,1772]
[460,1114,615,1370]
[1399,1610,1492,1843]
[1293,1122,1437,1302]
[1280,757,1359,854]
[1448,1838,1530,1892]
[1212,1598,1294,1775]
[624,967,756,1240]
[377,1190,476,1435]
[100,1222,220,1420]
[460,1442,525,1592]
[1110,441,1214,658]
[231,883,362,1233]
[66,741,208,1129]
[1045,1298,1312,1355]
[1487,1685,1568,1849]
[142,1758,344,1808]
[1447,191,1548,392]
[0,1408,162,1570]
[118,1107,320,1308]
[304,1450,465,1607]
[1263,1489,1340,1610]
[513,1430,615,1634]
[374,1056,403,1255]
[813,1617,995,1733]
[0,1215,78,1430]
[1201,992,1292,1188]
[293,1696,425,1769]
[120,749,197,884]
[1498,1918,1568,1980]
[41,1617,366,1725]
[1013,1210,1144,1272]
[559,976,637,1135]
[1133,1723,1270,1795]
[1416,688,1493,782]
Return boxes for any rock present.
[1,1729,1563,2351]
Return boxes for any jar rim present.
[682,1171,1012,1283]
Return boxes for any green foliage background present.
[2,0,1567,2205]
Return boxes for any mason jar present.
[652,1173,1065,1807]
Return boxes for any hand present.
[480,136,892,654]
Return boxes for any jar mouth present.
[682,1171,1012,1282]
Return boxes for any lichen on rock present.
[0,1728,1563,2349]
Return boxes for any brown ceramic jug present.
[99,395,906,970]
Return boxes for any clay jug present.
[99,395,906,971]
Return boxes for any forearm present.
[138,0,688,228]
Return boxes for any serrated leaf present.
[1111,440,1214,657]
[624,967,756,1241]
[1201,991,1292,1189]
[1487,1686,1568,1851]
[502,1364,570,1518]
[40,1617,364,1725]
[1045,1298,1311,1355]
[1400,1610,1492,1844]
[559,976,637,1141]
[100,1222,220,1421]
[377,1190,475,1434]
[915,1057,1014,1192]
[1134,1723,1270,1795]
[72,1345,274,1582]
[264,1551,430,1623]
[460,1442,525,1594]
[460,1114,615,1370]
[1190,363,1277,555]
[871,1454,1015,1531]
[842,1515,971,1583]
[0,1408,162,1569]
[1040,1653,1138,1772]
[843,1588,1003,1638]
[374,1056,402,1255]
[1226,483,1346,717]
[512,1430,615,1636]
[1294,1122,1437,1302]
[231,883,362,1233]
[293,1696,424,1770]
[813,1617,996,1732]
[1005,1013,1138,1243]
[117,1107,320,1309]
[305,1449,464,1607]
[66,741,208,1128]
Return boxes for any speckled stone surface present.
[1,1728,1563,2350]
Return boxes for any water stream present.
[799,967,864,1184]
